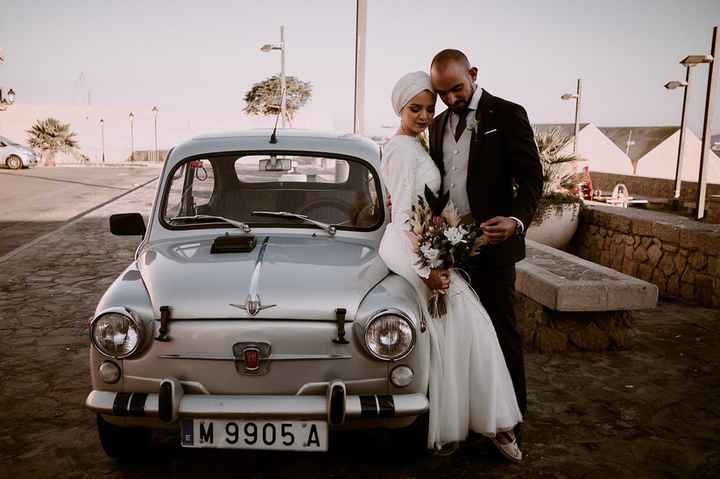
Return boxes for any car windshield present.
[162,153,383,231]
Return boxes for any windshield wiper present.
[252,210,337,236]
[169,214,252,233]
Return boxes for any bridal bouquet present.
[407,186,485,319]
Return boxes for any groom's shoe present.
[433,441,460,456]
[491,432,522,463]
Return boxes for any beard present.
[449,101,469,114]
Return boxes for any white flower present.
[430,257,444,269]
[420,244,440,262]
[444,226,468,245]
[466,118,480,134]
[415,264,431,279]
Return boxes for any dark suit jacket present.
[429,89,543,268]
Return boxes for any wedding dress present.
[378,134,523,450]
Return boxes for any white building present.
[534,123,634,176]
[635,129,720,184]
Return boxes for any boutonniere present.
[466,118,480,135]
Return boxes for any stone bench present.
[514,240,658,353]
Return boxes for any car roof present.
[168,129,381,170]
[0,136,20,145]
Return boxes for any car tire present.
[5,155,23,170]
[96,414,152,461]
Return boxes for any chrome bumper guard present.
[86,382,428,426]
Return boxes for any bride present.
[378,71,523,461]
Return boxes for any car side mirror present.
[110,213,146,236]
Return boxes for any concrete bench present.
[514,240,658,353]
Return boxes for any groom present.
[428,49,543,431]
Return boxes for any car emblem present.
[232,342,271,375]
[243,347,260,371]
[230,237,276,316]
[230,295,276,316]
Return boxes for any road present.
[0,167,718,478]
[0,167,160,258]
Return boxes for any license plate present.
[181,419,328,451]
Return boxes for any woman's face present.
[400,90,436,135]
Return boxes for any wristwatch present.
[509,217,524,237]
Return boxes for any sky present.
[2,0,720,143]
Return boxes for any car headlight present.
[364,309,416,361]
[90,307,144,359]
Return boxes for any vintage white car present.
[86,130,430,459]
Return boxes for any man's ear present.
[468,67,478,82]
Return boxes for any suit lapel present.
[469,89,496,162]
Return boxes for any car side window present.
[165,159,215,217]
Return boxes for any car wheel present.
[5,155,23,170]
[96,414,152,461]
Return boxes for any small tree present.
[244,75,312,125]
[532,127,582,223]
[26,118,79,166]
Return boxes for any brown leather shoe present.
[491,431,522,463]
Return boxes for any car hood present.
[137,234,389,320]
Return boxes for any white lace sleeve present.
[381,139,430,279]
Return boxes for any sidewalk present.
[0,182,718,478]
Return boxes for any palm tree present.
[26,118,79,167]
[244,75,312,125]
[532,127,582,222]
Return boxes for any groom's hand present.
[480,216,517,244]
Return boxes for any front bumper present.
[86,387,428,425]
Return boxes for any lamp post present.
[665,54,712,210]
[260,26,287,128]
[561,78,582,156]
[354,0,368,135]
[100,118,105,163]
[696,26,719,221]
[0,49,16,111]
[152,106,159,162]
[129,112,135,162]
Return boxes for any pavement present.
[0,168,719,478]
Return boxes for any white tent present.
[636,129,720,185]
[557,123,634,176]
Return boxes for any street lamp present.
[0,49,16,110]
[260,25,287,128]
[129,112,135,162]
[664,54,713,210]
[100,118,105,163]
[561,78,582,156]
[152,106,159,162]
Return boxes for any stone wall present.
[515,292,634,353]
[572,204,720,307]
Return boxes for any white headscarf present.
[391,71,434,117]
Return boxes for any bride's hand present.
[422,269,450,291]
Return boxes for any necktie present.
[454,109,469,142]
